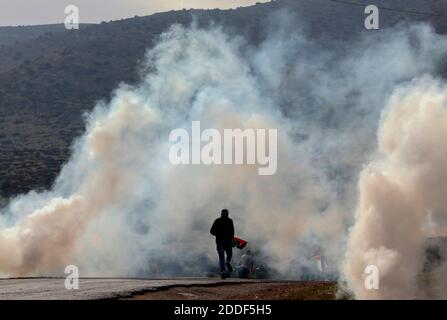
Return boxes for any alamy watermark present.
[64,5,79,30]
[169,121,277,175]
[64,265,79,290]
[365,5,380,30]
[364,264,379,290]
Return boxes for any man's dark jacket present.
[210,217,234,243]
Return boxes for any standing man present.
[210,209,235,279]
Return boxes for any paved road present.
[0,278,254,300]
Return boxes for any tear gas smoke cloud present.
[344,77,447,299]
[0,12,446,299]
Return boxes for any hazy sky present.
[0,0,269,26]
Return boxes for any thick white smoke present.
[0,13,447,297]
[344,77,447,299]
[0,23,338,277]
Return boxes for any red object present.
[232,237,248,249]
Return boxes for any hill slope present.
[1,0,447,197]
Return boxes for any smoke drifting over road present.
[344,78,447,299]
[1,12,447,299]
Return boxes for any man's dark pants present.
[216,240,232,272]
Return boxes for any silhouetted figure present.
[210,209,234,279]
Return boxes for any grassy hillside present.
[1,0,447,198]
[0,24,67,48]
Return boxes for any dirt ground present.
[126,281,337,300]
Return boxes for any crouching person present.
[237,250,255,279]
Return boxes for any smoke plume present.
[344,77,447,299]
[0,10,447,300]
